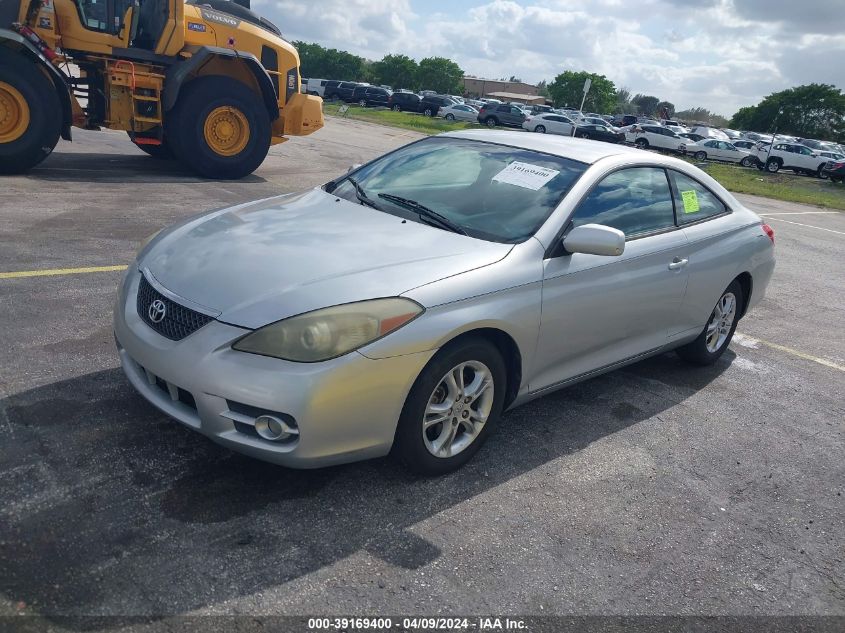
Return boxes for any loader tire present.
[0,50,62,174]
[168,75,270,179]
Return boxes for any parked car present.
[388,92,422,112]
[523,113,576,135]
[530,104,553,115]
[580,116,611,127]
[680,133,706,143]
[573,124,625,144]
[477,103,529,128]
[817,150,845,164]
[687,139,756,166]
[627,125,686,153]
[732,139,758,152]
[721,128,742,140]
[822,160,845,182]
[324,81,359,102]
[614,114,638,127]
[419,94,457,117]
[797,139,839,152]
[690,126,729,141]
[756,142,830,177]
[740,132,772,143]
[304,78,328,97]
[117,130,774,474]
[351,86,392,107]
[440,103,479,122]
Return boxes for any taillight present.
[761,223,775,244]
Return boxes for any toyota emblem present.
[148,299,167,323]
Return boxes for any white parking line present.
[759,211,840,216]
[761,217,845,236]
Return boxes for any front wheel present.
[0,50,62,174]
[394,338,506,475]
[391,104,401,111]
[740,156,754,167]
[635,138,649,148]
[817,166,829,179]
[694,151,707,160]
[445,113,454,120]
[677,280,744,366]
[485,117,497,128]
[766,159,781,173]
[168,75,270,179]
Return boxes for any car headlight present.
[232,298,424,362]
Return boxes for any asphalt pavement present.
[0,120,843,627]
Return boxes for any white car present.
[626,124,686,153]
[440,103,480,122]
[523,113,576,135]
[817,150,845,164]
[756,142,831,178]
[688,139,756,166]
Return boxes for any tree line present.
[295,42,843,140]
[294,42,464,95]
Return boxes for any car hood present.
[140,189,513,329]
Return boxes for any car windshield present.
[327,137,587,243]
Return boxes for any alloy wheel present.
[422,361,494,458]
[705,292,737,353]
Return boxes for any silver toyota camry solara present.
[115,130,775,474]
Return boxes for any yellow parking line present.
[734,333,845,372]
[0,265,128,279]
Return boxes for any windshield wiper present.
[377,193,468,236]
[347,177,380,210]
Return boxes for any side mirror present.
[563,223,625,257]
[347,164,362,174]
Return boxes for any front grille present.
[137,275,212,341]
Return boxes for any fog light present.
[254,415,293,441]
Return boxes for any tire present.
[740,156,754,167]
[485,117,497,128]
[128,131,173,159]
[694,151,707,160]
[358,99,367,107]
[635,138,649,148]
[168,75,270,180]
[817,166,829,180]
[576,132,588,139]
[765,159,780,173]
[677,280,744,366]
[423,108,434,117]
[393,338,507,475]
[391,104,401,111]
[445,113,454,120]
[535,125,546,134]
[831,176,843,183]
[0,50,62,174]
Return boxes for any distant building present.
[485,91,546,105]
[463,77,539,99]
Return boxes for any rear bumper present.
[114,267,435,468]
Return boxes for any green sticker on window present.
[681,190,700,213]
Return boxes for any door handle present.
[668,258,688,270]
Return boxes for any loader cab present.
[64,0,179,55]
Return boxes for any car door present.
[531,167,690,391]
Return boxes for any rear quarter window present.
[669,171,728,224]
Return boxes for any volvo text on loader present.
[0,0,323,178]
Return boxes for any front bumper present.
[114,268,435,468]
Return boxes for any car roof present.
[440,130,644,164]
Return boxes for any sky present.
[253,0,845,117]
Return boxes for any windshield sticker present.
[681,190,700,213]
[492,162,560,190]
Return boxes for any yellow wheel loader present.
[0,0,323,178]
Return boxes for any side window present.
[669,171,727,224]
[570,168,675,238]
